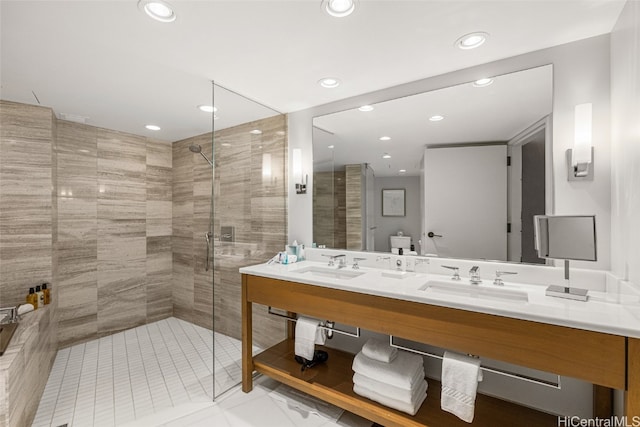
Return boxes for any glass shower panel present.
[211,83,288,397]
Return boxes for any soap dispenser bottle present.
[26,287,38,309]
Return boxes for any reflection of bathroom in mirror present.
[312,64,553,264]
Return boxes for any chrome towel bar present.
[267,306,361,338]
[389,336,561,389]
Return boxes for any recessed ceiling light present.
[382,154,391,159]
[473,78,494,87]
[455,32,488,50]
[328,145,335,149]
[399,169,406,173]
[379,136,391,141]
[358,105,374,112]
[318,77,341,88]
[429,115,444,122]
[249,129,262,135]
[145,124,161,131]
[322,0,356,17]
[198,105,217,113]
[138,0,176,23]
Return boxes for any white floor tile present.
[34,318,371,427]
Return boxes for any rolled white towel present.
[361,338,398,363]
[353,377,428,416]
[352,350,424,390]
[441,351,482,423]
[17,303,34,315]
[353,371,427,403]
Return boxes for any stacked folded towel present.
[351,338,427,416]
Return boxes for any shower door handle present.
[205,232,212,271]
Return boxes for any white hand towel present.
[440,351,482,423]
[353,378,428,416]
[352,350,424,390]
[295,317,321,360]
[361,338,398,363]
[353,372,427,403]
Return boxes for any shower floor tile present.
[32,317,258,427]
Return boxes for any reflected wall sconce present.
[262,153,272,182]
[567,103,594,181]
[293,148,307,194]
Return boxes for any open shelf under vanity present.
[254,339,556,427]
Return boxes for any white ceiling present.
[0,1,626,142]
[313,64,553,177]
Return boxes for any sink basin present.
[293,266,365,280]
[381,271,416,280]
[418,280,529,303]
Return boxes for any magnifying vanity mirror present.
[312,64,553,264]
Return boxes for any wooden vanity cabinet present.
[242,274,634,426]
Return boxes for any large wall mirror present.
[312,64,553,264]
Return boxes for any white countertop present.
[240,260,640,339]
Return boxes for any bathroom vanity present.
[240,258,639,426]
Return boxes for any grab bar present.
[267,307,360,338]
[389,336,561,389]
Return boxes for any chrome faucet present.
[493,271,518,286]
[469,266,482,285]
[322,254,347,268]
[442,265,461,281]
[352,257,367,270]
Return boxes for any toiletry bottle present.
[42,283,51,305]
[26,287,38,309]
[35,285,45,308]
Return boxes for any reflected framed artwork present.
[382,189,405,217]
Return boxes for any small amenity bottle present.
[35,285,45,308]
[26,287,38,309]
[42,283,51,305]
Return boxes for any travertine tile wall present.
[172,115,287,349]
[0,101,54,308]
[313,171,346,249]
[55,121,173,347]
[345,164,363,250]
[0,100,58,427]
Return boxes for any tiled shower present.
[0,84,288,426]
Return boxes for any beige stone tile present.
[146,138,172,168]
[56,120,98,156]
[146,165,172,201]
[57,196,96,221]
[98,199,145,220]
[57,317,98,348]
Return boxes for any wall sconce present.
[567,103,594,181]
[292,148,307,194]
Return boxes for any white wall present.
[610,0,640,287]
[374,176,421,252]
[289,34,612,271]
